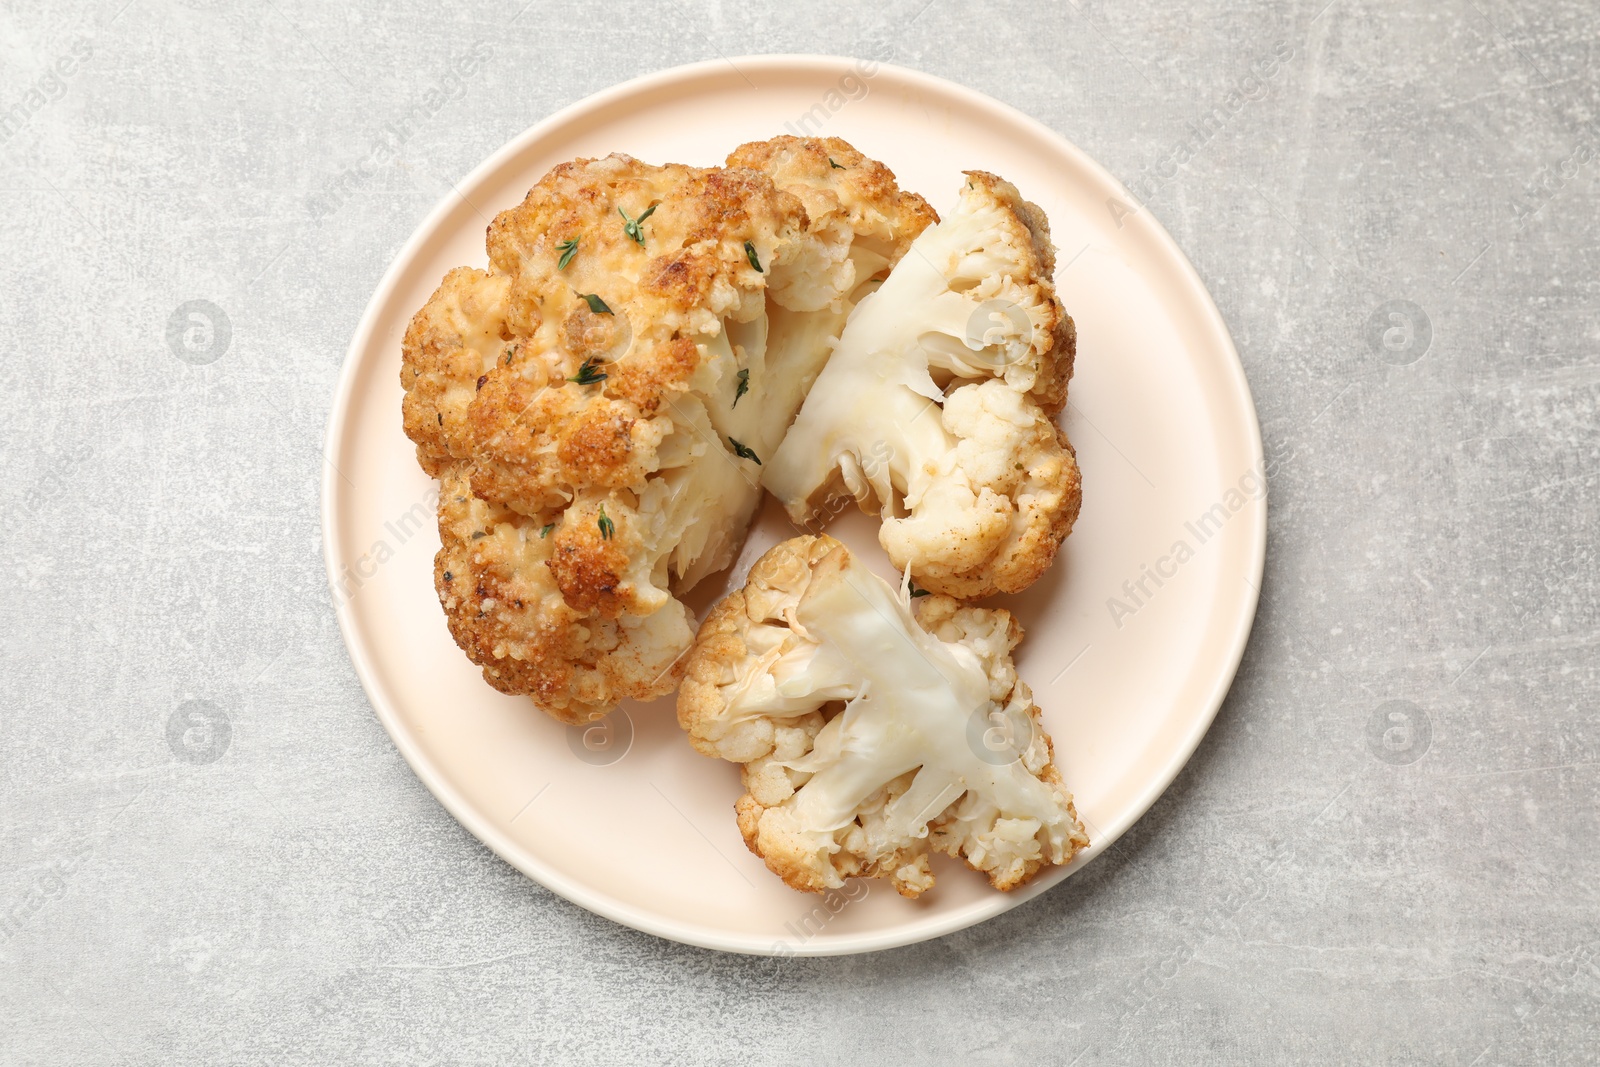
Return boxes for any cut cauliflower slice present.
[763,172,1082,599]
[402,143,933,721]
[724,135,938,434]
[678,535,1088,897]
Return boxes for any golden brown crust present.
[407,154,822,518]
[543,496,639,619]
[733,793,764,859]
[404,153,812,720]
[728,136,938,256]
[399,267,513,476]
[432,465,692,722]
[1041,305,1077,417]
[404,144,932,720]
[466,369,669,517]
[606,335,698,416]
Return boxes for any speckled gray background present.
[3,0,1597,1062]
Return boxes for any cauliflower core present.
[678,535,1088,897]
[763,172,1082,599]
[402,140,934,722]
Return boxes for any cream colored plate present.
[322,56,1265,955]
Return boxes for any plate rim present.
[320,53,1266,956]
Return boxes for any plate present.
[321,55,1265,955]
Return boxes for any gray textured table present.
[4,1,1597,1063]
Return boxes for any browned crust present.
[431,466,688,722]
[399,151,829,717]
[727,135,938,255]
[403,144,1022,723]
[399,266,511,476]
[544,498,636,618]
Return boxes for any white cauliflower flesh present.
[678,535,1088,897]
[763,172,1082,599]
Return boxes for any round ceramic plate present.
[322,55,1265,955]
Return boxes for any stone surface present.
[2,0,1597,1063]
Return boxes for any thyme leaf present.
[556,237,579,269]
[619,204,657,246]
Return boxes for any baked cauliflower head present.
[678,535,1089,897]
[401,141,934,722]
[764,172,1081,599]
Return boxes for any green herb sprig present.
[556,237,579,269]
[744,240,763,273]
[597,505,615,540]
[733,368,749,407]
[578,292,612,315]
[728,437,761,464]
[568,358,608,386]
[620,204,657,246]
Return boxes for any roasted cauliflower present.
[678,535,1089,897]
[401,141,933,721]
[764,172,1082,599]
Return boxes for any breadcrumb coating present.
[433,465,692,723]
[402,142,934,720]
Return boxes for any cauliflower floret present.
[433,465,694,723]
[399,266,514,476]
[727,135,939,309]
[678,535,1088,897]
[763,172,1082,598]
[403,143,931,721]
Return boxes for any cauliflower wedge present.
[678,535,1088,897]
[763,172,1082,599]
[402,144,933,723]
